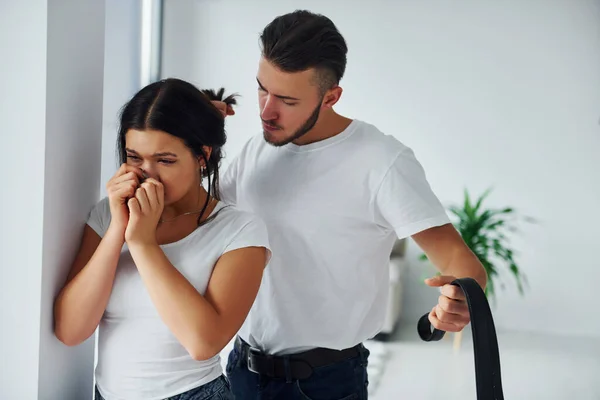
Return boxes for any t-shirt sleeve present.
[374,148,451,239]
[86,197,111,237]
[223,214,272,265]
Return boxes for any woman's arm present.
[128,242,267,360]
[53,223,125,346]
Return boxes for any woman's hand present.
[106,163,144,233]
[125,178,164,246]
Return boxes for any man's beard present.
[263,101,322,147]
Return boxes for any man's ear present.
[322,86,343,109]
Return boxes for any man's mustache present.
[261,119,281,129]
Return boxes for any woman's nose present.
[140,166,159,182]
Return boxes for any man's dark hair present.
[260,10,348,94]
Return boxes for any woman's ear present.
[198,146,213,168]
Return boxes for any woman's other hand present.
[106,163,144,233]
[125,178,164,246]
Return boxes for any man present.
[213,10,487,400]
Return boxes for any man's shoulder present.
[351,119,411,162]
[237,133,269,156]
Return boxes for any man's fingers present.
[211,101,227,115]
[424,275,456,287]
[211,100,236,117]
[428,307,462,333]
[438,294,468,315]
[440,284,466,301]
[426,276,470,334]
[434,304,470,326]
[425,275,466,301]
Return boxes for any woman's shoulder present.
[86,196,112,237]
[95,196,110,208]
[214,202,266,231]
[211,202,270,248]
[213,202,265,226]
[93,196,112,219]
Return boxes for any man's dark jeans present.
[226,340,370,400]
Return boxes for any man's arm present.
[373,146,486,332]
[412,224,487,332]
[412,224,487,290]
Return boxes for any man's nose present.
[261,96,278,121]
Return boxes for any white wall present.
[0,2,48,398]
[101,0,143,197]
[162,0,600,338]
[0,1,105,398]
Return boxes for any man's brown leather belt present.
[234,337,363,380]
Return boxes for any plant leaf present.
[473,187,493,213]
[418,188,535,302]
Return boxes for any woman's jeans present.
[94,375,233,400]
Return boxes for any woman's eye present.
[159,159,175,164]
[126,155,140,161]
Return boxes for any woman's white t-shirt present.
[86,197,271,400]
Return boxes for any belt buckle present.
[247,347,267,375]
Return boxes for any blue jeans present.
[226,341,369,400]
[94,375,233,400]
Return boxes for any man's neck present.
[292,111,353,146]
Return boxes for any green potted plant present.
[420,188,535,304]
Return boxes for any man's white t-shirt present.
[220,119,450,355]
[86,198,271,400]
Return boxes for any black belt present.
[235,337,363,380]
[418,277,504,400]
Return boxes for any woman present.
[53,78,271,400]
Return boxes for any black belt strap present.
[417,277,504,400]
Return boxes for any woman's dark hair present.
[260,10,348,93]
[117,78,236,225]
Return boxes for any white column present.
[0,1,105,399]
